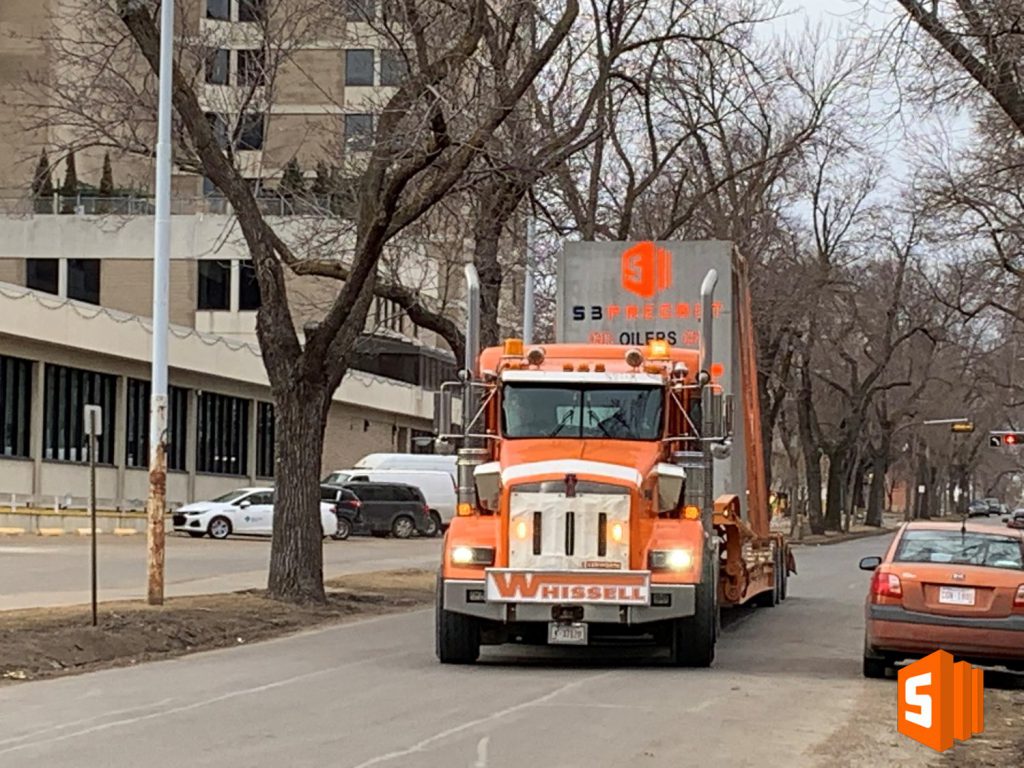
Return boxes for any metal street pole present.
[88,409,97,627]
[523,213,535,345]
[146,0,175,606]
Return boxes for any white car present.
[172,487,339,540]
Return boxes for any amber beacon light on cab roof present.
[432,240,794,665]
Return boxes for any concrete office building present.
[0,2,463,513]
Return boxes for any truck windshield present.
[501,384,663,440]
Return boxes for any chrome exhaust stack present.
[457,264,486,508]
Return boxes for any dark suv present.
[321,482,431,539]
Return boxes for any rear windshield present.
[894,529,1024,570]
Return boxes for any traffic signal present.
[990,431,1024,447]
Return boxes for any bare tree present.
[16,0,578,602]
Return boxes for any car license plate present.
[548,622,587,645]
[939,586,975,606]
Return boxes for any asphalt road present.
[0,533,958,768]
[0,535,442,610]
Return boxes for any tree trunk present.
[267,384,330,603]
[796,383,824,535]
[865,451,887,527]
[824,447,846,532]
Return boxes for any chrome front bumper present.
[442,579,696,624]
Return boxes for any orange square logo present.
[897,650,984,752]
[620,242,672,299]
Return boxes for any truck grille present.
[508,481,631,570]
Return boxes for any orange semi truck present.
[433,241,794,665]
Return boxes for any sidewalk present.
[773,511,903,546]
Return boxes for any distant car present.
[173,487,339,540]
[352,452,457,479]
[983,498,1006,516]
[860,520,1024,678]
[324,481,433,539]
[1007,510,1024,530]
[322,469,455,534]
[967,500,990,517]
[320,485,364,540]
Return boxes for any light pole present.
[146,0,175,606]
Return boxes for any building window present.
[125,380,188,471]
[238,49,266,87]
[345,50,374,86]
[256,401,274,477]
[0,355,32,458]
[344,114,374,151]
[196,391,250,475]
[345,0,375,21]
[67,259,100,304]
[411,429,433,454]
[198,260,231,310]
[238,113,265,150]
[206,112,230,150]
[374,297,404,333]
[206,0,230,20]
[239,260,261,310]
[380,50,407,87]
[238,0,266,23]
[43,364,116,464]
[26,258,59,295]
[205,49,230,85]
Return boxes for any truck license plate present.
[939,586,975,606]
[548,622,588,645]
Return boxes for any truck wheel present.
[669,556,717,667]
[779,550,789,601]
[435,575,480,664]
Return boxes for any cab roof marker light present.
[526,346,546,366]
[625,348,644,368]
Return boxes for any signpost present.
[84,404,102,627]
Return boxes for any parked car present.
[1006,509,1024,530]
[323,481,433,539]
[320,485,364,540]
[321,469,456,534]
[967,500,990,517]
[860,520,1024,678]
[353,452,457,480]
[983,497,1007,516]
[173,487,339,540]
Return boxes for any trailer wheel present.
[669,555,717,667]
[435,574,480,664]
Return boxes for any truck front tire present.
[435,575,481,664]
[669,555,717,667]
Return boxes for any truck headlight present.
[450,546,495,566]
[649,548,694,571]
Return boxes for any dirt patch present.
[938,684,1024,767]
[0,569,435,685]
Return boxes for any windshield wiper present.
[586,408,614,438]
[549,409,578,438]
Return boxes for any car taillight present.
[1014,584,1024,608]
[870,570,902,598]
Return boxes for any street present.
[0,534,948,768]
[0,535,441,610]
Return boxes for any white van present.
[354,453,457,480]
[323,468,457,534]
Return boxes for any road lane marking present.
[0,651,410,757]
[349,672,613,768]
[474,736,489,767]
[0,699,175,749]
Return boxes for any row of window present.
[201,111,374,152]
[23,257,259,314]
[205,48,405,90]
[206,0,265,23]
[0,355,277,477]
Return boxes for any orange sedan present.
[861,520,1024,678]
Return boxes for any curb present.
[0,527,26,536]
[75,527,102,537]
[113,528,139,536]
[790,527,895,547]
[37,528,65,537]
